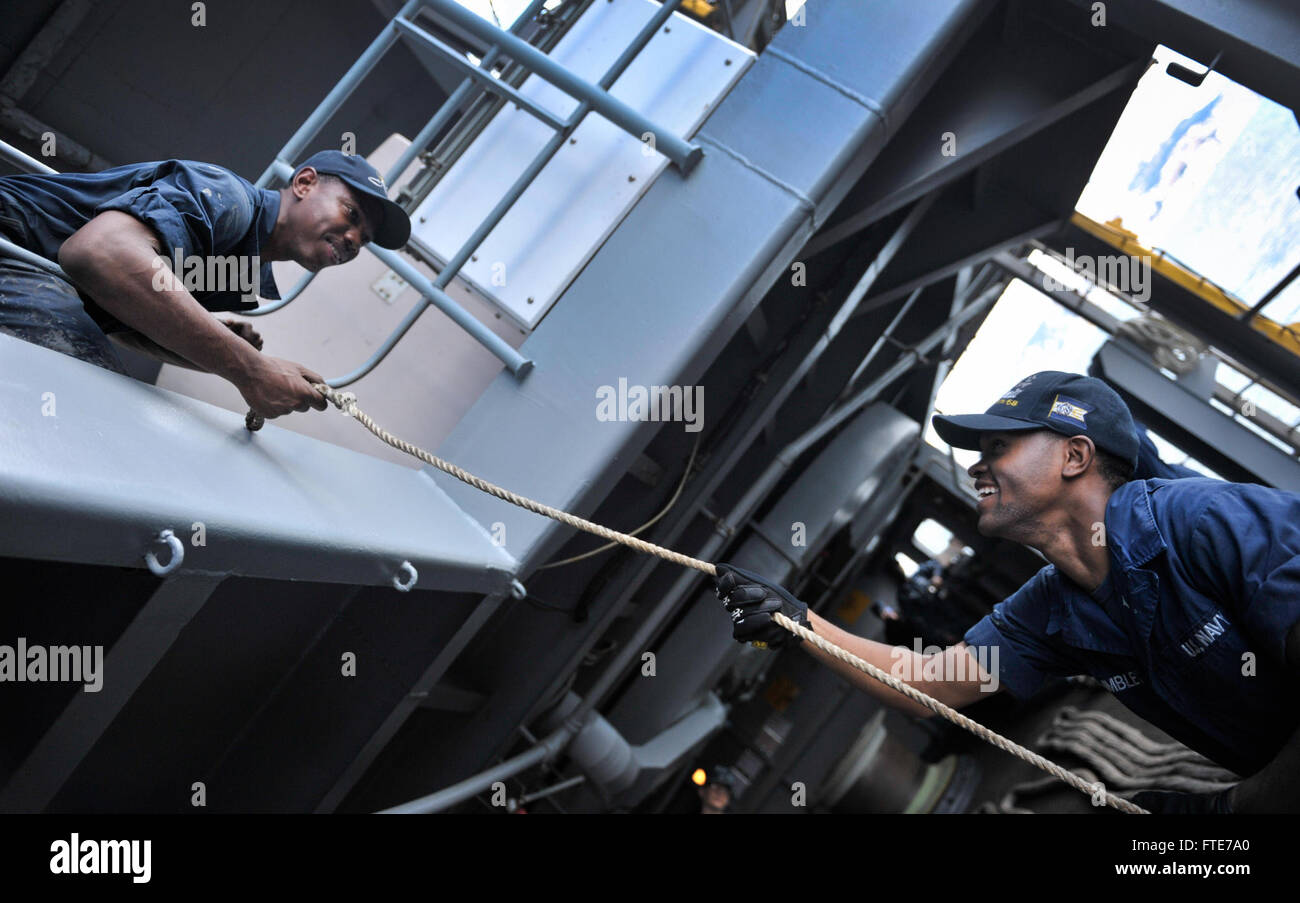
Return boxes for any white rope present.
[251,385,1148,814]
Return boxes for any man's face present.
[283,169,377,272]
[967,430,1064,539]
[700,784,731,812]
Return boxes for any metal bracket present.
[1166,50,1222,88]
[143,529,184,577]
[393,560,418,592]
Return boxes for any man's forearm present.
[108,329,206,371]
[58,213,258,382]
[801,611,943,719]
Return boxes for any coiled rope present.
[247,385,1147,814]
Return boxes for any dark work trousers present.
[0,198,126,374]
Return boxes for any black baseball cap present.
[706,765,744,794]
[931,371,1139,469]
[294,150,411,249]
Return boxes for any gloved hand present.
[1130,787,1234,814]
[713,563,811,649]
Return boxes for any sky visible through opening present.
[928,44,1300,474]
[439,10,1296,474]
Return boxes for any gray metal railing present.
[0,139,69,275]
[251,0,702,387]
[0,137,56,176]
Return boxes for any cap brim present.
[373,197,411,250]
[931,412,1045,450]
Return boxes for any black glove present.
[713,563,811,649]
[1130,788,1234,814]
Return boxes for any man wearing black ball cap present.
[715,371,1300,813]
[0,149,410,422]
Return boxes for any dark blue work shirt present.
[0,159,280,331]
[965,477,1300,777]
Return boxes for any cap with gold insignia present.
[931,371,1139,468]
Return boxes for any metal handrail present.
[255,0,424,188]
[0,138,57,175]
[0,235,68,278]
[248,0,701,385]
[328,0,690,388]
[245,6,539,318]
[424,0,702,173]
[394,17,568,131]
[0,140,68,276]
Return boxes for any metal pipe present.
[430,0,685,292]
[381,2,530,187]
[1238,258,1300,322]
[248,3,549,319]
[730,281,1003,523]
[517,773,585,805]
[328,0,684,381]
[835,285,924,403]
[0,234,66,276]
[0,137,56,175]
[328,245,532,385]
[256,0,423,187]
[243,270,315,317]
[377,721,576,814]
[588,0,684,93]
[432,129,570,293]
[424,0,702,173]
[393,17,568,132]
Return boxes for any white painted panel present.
[410,0,753,330]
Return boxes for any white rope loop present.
[309,383,1147,815]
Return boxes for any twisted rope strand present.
[312,386,715,574]
[253,386,1148,814]
[773,614,1145,814]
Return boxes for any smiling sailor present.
[0,149,409,422]
[714,371,1300,813]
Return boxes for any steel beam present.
[1094,340,1300,490]
[315,592,507,812]
[1060,0,1300,113]
[805,59,1144,258]
[0,574,222,812]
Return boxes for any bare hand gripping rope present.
[247,387,1147,814]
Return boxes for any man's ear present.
[291,166,320,199]
[1061,435,1095,479]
